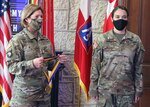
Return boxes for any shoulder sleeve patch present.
[7,49,13,58]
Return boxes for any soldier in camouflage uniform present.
[6,4,67,107]
[89,6,145,107]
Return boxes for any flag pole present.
[74,0,92,104]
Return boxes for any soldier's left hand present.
[135,96,140,103]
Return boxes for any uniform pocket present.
[100,58,117,79]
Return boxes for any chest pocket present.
[38,39,52,58]
[24,39,39,60]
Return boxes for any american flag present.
[0,0,13,107]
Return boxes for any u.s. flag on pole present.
[103,0,118,33]
[0,0,13,107]
[74,0,92,101]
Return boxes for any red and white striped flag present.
[74,0,92,101]
[0,0,13,107]
[103,0,118,33]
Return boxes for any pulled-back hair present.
[112,5,129,18]
[20,4,43,28]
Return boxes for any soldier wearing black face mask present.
[89,6,145,107]
[113,19,128,31]
[112,6,129,31]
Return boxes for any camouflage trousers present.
[96,93,135,107]
[10,99,51,107]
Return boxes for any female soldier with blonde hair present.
[6,4,67,107]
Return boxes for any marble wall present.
[54,0,122,52]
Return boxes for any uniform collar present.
[23,28,42,40]
[123,30,133,40]
[108,30,133,40]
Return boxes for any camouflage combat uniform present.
[89,30,145,107]
[6,28,56,107]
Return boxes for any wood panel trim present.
[138,0,142,37]
[121,0,129,7]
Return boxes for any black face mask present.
[113,19,128,31]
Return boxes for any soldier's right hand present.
[33,57,44,68]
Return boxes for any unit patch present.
[7,49,13,58]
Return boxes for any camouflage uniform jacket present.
[89,30,145,98]
[6,28,56,104]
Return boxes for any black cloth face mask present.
[113,19,128,31]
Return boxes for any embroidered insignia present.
[7,49,13,58]
[78,17,92,53]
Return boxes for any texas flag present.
[74,0,92,101]
[103,0,118,33]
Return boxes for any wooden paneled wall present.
[123,0,150,107]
